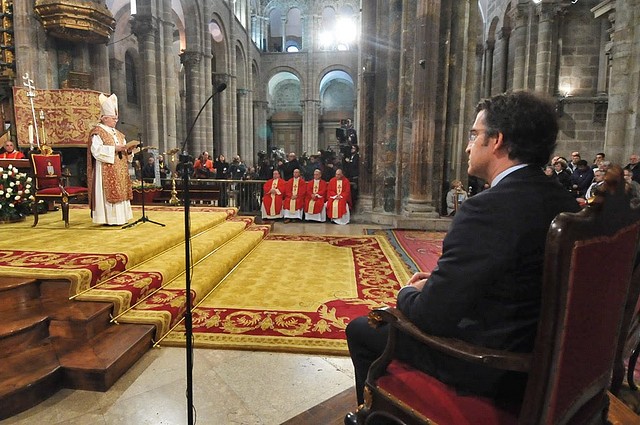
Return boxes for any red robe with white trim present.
[304,178,327,214]
[284,177,306,212]
[262,178,285,215]
[326,176,351,219]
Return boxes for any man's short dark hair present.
[476,91,558,167]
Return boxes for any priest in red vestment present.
[0,140,25,159]
[283,168,306,223]
[326,168,352,225]
[304,169,327,222]
[261,169,286,220]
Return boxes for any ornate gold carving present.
[34,0,115,44]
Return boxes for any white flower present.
[24,189,30,195]
[14,195,20,201]
[9,182,14,187]
[26,184,31,189]
[29,195,35,201]
[8,203,13,207]
[0,190,3,196]
[0,166,3,172]
[2,174,6,179]
[26,177,32,183]
[6,187,12,193]
[17,190,22,195]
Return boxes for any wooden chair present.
[355,167,640,425]
[30,146,88,228]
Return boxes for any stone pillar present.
[404,0,439,216]
[162,16,177,152]
[483,40,495,97]
[301,100,319,155]
[510,3,529,90]
[381,0,402,213]
[90,45,111,93]
[179,50,203,155]
[534,3,558,94]
[356,1,377,212]
[132,15,160,151]
[281,16,287,51]
[237,88,249,159]
[602,0,640,162]
[497,27,511,93]
[108,58,124,112]
[253,100,269,161]
[475,43,484,102]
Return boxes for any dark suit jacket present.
[396,165,580,401]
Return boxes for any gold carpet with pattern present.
[160,234,412,355]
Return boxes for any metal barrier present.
[158,178,265,215]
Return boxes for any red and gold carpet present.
[365,229,445,273]
[160,234,413,355]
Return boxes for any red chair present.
[31,147,87,227]
[354,167,640,425]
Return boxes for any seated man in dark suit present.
[344,91,580,423]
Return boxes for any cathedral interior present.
[0,0,635,223]
[1,0,640,422]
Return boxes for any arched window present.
[125,52,138,105]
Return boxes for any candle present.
[28,123,34,149]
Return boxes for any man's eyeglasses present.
[468,130,486,144]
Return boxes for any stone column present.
[534,3,558,94]
[404,0,439,216]
[510,3,529,90]
[253,100,268,160]
[602,0,640,162]
[301,100,319,155]
[179,50,203,155]
[475,43,484,102]
[237,88,249,159]
[483,40,495,97]
[162,15,177,152]
[90,45,111,93]
[132,15,160,151]
[281,16,287,51]
[497,27,511,93]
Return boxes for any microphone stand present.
[178,82,227,425]
[123,135,165,229]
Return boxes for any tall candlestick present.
[28,123,34,149]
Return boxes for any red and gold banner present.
[13,87,102,148]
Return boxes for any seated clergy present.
[283,168,306,223]
[326,168,352,225]
[304,169,327,222]
[261,170,285,220]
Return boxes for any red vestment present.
[326,176,351,219]
[262,177,285,216]
[0,150,25,159]
[304,178,327,214]
[284,177,306,212]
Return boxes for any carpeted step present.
[117,226,268,340]
[0,339,62,420]
[74,220,251,316]
[54,323,155,391]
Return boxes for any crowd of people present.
[448,149,640,216]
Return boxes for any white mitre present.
[99,93,118,117]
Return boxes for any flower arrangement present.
[131,179,162,190]
[0,164,35,221]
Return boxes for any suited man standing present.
[344,92,580,422]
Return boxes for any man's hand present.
[406,271,430,291]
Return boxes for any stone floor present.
[2,220,382,425]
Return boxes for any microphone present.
[180,82,227,155]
